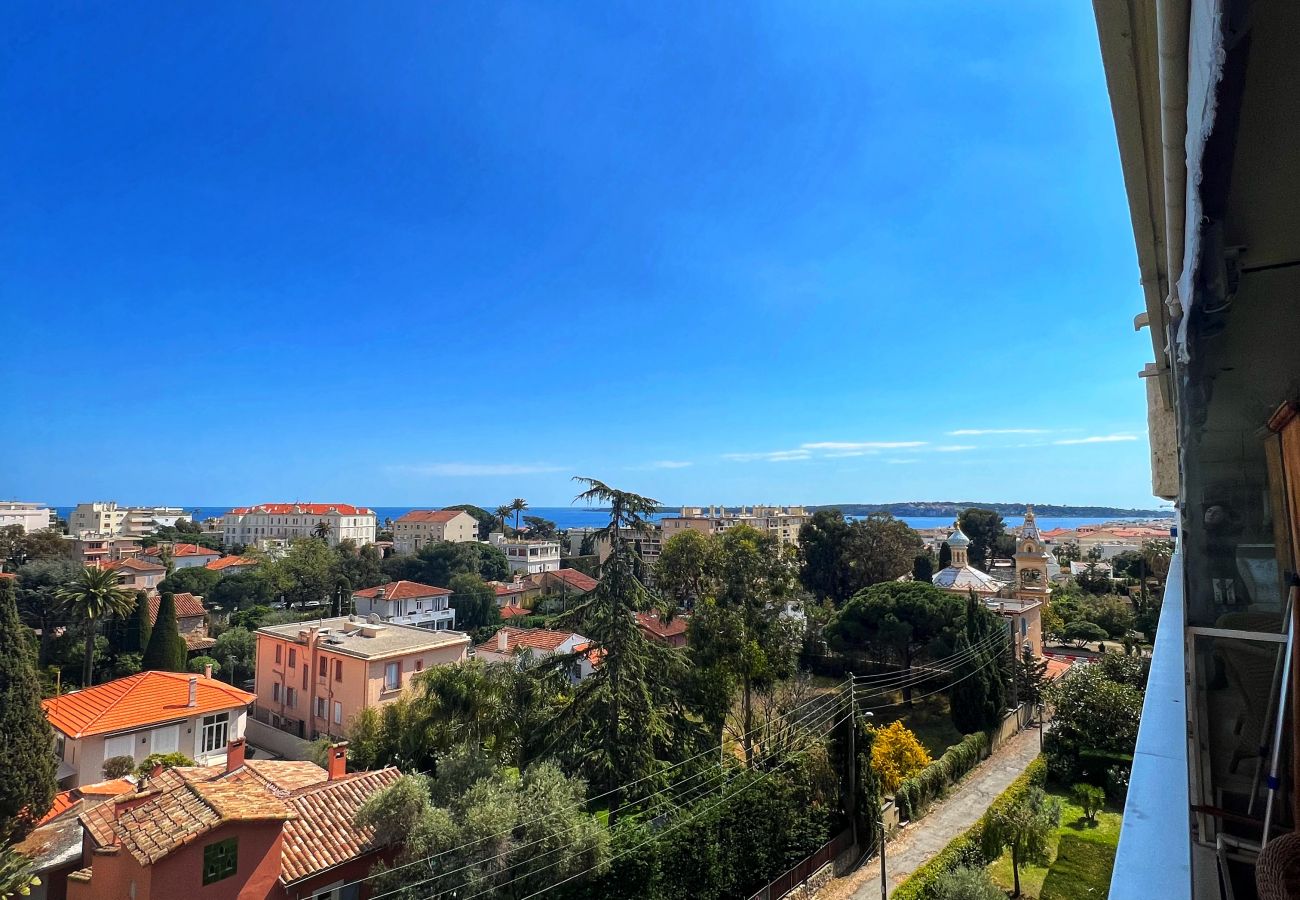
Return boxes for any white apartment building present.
[490,533,561,574]
[221,503,376,548]
[594,526,664,567]
[392,509,479,554]
[0,501,53,532]
[68,502,186,537]
[660,505,811,547]
[352,580,456,630]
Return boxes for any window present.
[151,724,179,755]
[199,712,229,754]
[202,837,238,885]
[275,644,282,664]
[272,682,281,702]
[315,697,327,718]
[288,648,297,668]
[334,659,343,682]
[384,661,400,691]
[318,655,327,678]
[286,687,297,708]
[333,701,343,725]
[302,666,308,689]
[104,733,134,760]
[415,659,423,672]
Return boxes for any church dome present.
[946,524,970,547]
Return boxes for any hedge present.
[894,732,989,821]
[892,756,1047,900]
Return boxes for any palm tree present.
[494,505,513,535]
[56,566,135,686]
[312,519,333,542]
[510,498,529,533]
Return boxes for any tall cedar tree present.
[0,578,57,837]
[550,478,681,824]
[142,592,188,671]
[938,541,952,570]
[957,508,1009,571]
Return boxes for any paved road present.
[819,726,1043,899]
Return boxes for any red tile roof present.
[43,672,255,738]
[205,555,259,571]
[145,543,219,558]
[38,790,78,826]
[636,612,688,640]
[395,509,466,524]
[104,557,165,573]
[499,605,530,619]
[226,503,373,516]
[491,581,527,597]
[547,568,598,592]
[147,592,207,622]
[353,580,451,600]
[0,572,15,580]
[280,768,403,884]
[475,626,581,655]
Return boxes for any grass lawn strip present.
[987,790,1121,899]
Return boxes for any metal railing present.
[1109,547,1192,899]
[746,828,853,900]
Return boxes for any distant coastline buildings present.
[220,503,376,549]
[0,500,54,531]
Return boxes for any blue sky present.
[0,2,1160,509]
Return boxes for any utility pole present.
[846,675,857,851]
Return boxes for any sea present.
[53,506,1167,534]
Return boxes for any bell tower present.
[1014,505,1051,600]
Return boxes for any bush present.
[932,865,1004,900]
[1071,783,1105,822]
[188,656,220,676]
[893,756,1046,900]
[894,732,988,821]
[1061,620,1108,647]
[134,751,195,777]
[102,755,135,779]
[872,722,931,794]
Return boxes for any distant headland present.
[806,501,1171,518]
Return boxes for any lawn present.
[872,692,965,758]
[988,788,1121,899]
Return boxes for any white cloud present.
[1053,434,1139,445]
[723,449,813,463]
[823,451,868,458]
[934,445,977,452]
[393,462,565,477]
[946,428,1051,436]
[886,458,919,465]
[648,460,692,469]
[801,441,927,450]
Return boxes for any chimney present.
[497,629,509,652]
[225,737,247,773]
[187,676,198,707]
[327,741,348,780]
[203,663,213,679]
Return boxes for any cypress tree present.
[141,592,187,672]
[130,589,152,652]
[938,541,952,569]
[0,578,57,838]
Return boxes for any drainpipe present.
[1155,0,1189,322]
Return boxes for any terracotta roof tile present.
[147,592,207,622]
[105,557,166,573]
[280,768,403,884]
[353,580,452,600]
[145,544,219,558]
[635,612,688,639]
[547,569,598,592]
[475,626,581,655]
[499,605,530,619]
[394,509,465,524]
[226,503,372,516]
[111,780,292,865]
[205,555,259,571]
[43,672,254,738]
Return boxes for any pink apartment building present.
[252,616,469,741]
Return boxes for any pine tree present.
[130,590,152,652]
[0,578,57,838]
[141,592,187,672]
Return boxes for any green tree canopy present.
[382,540,510,588]
[213,626,256,683]
[448,573,499,631]
[957,508,1011,571]
[207,570,276,611]
[15,557,77,666]
[56,565,136,686]
[655,529,716,614]
[798,510,924,606]
[1044,663,1144,784]
[157,565,221,598]
[826,581,965,702]
[982,786,1061,897]
[141,592,188,672]
[0,578,57,838]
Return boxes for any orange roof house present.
[205,554,260,573]
[473,626,597,681]
[147,592,216,652]
[353,579,456,630]
[636,612,689,648]
[63,739,403,900]
[44,672,255,787]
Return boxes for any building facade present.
[221,503,376,548]
[353,580,456,630]
[392,509,479,554]
[67,534,143,566]
[252,617,468,741]
[68,502,186,537]
[0,501,53,532]
[104,556,167,593]
[660,505,812,547]
[43,671,255,787]
[473,626,596,682]
[144,542,222,570]
[490,534,561,574]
